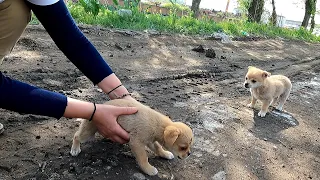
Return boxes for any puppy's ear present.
[164,126,181,146]
[262,71,271,78]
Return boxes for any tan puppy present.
[70,99,194,176]
[244,66,292,117]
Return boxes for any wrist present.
[97,74,132,100]
[97,73,122,94]
[63,98,95,119]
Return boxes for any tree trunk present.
[310,13,315,32]
[270,0,277,26]
[191,0,201,18]
[301,0,313,28]
[248,0,265,23]
[225,0,230,12]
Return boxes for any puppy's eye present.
[180,147,187,151]
[252,80,256,83]
[245,77,248,80]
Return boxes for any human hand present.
[92,104,138,144]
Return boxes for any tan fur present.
[244,66,292,117]
[70,99,194,176]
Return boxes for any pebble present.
[222,154,228,157]
[133,172,146,180]
[211,171,226,180]
[49,173,61,180]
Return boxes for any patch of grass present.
[29,2,320,42]
[29,13,39,25]
[68,3,221,35]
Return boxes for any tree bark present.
[301,0,315,28]
[270,0,277,26]
[310,13,315,32]
[191,0,201,18]
[248,0,265,23]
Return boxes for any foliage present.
[161,2,190,11]
[237,0,251,14]
[30,1,320,43]
[78,0,103,17]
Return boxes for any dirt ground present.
[0,24,320,180]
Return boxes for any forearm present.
[63,97,94,119]
[0,72,67,119]
[26,0,113,85]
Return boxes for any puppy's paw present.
[70,147,81,156]
[258,111,266,117]
[162,151,174,160]
[144,166,158,176]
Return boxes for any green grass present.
[30,2,320,42]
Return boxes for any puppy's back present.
[104,99,171,140]
[269,75,292,89]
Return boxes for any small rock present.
[192,45,205,53]
[198,162,203,168]
[92,159,103,166]
[36,135,41,139]
[222,153,228,157]
[111,161,118,167]
[117,9,132,17]
[104,166,112,171]
[211,171,226,180]
[49,173,61,180]
[35,69,44,73]
[205,48,216,58]
[109,54,114,57]
[170,97,177,101]
[96,88,103,93]
[83,166,95,173]
[126,43,132,48]
[194,152,203,158]
[133,172,146,180]
[263,138,267,141]
[115,43,124,50]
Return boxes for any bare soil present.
[0,25,320,180]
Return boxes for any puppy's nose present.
[244,83,249,88]
[187,152,191,156]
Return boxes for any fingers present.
[112,136,128,144]
[115,106,138,116]
[114,124,130,142]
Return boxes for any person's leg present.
[0,0,31,134]
[0,0,31,64]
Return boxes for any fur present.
[244,66,292,117]
[70,99,194,176]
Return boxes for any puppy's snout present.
[244,83,249,88]
[187,152,191,157]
